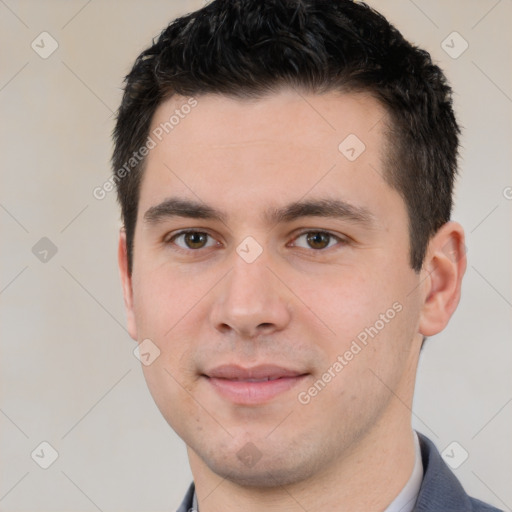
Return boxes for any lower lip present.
[206,375,307,405]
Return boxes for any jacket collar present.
[414,432,474,511]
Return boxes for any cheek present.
[131,262,206,338]
[140,359,199,441]
[305,264,417,366]
[299,270,389,336]
[132,264,213,381]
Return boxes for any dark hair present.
[112,0,460,274]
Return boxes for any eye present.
[169,231,218,250]
[290,231,344,250]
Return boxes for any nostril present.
[218,323,232,334]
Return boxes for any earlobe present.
[418,222,467,337]
[118,229,138,341]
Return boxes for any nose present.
[209,249,292,339]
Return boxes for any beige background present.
[1,1,511,510]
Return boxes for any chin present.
[210,461,314,488]
[199,441,325,488]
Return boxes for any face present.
[120,89,429,487]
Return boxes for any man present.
[112,1,501,510]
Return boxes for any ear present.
[118,228,138,341]
[418,221,467,337]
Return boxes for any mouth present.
[202,364,309,405]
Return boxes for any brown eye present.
[171,231,216,250]
[184,232,208,249]
[290,231,343,251]
[306,232,332,249]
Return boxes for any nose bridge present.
[210,244,291,337]
[230,251,270,304]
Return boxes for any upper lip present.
[204,364,307,381]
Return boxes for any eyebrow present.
[144,198,227,224]
[264,198,375,226]
[143,197,375,227]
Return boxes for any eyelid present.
[166,229,220,250]
[288,229,348,250]
[164,228,349,253]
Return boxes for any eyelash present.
[166,229,348,254]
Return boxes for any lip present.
[203,364,309,405]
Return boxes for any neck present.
[189,417,417,512]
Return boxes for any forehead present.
[149,88,387,153]
[138,89,401,227]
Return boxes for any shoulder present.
[469,497,505,512]
[175,482,195,512]
[414,433,503,512]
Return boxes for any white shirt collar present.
[383,430,424,512]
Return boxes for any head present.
[114,0,466,490]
